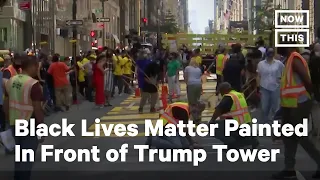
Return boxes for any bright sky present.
[188,0,215,34]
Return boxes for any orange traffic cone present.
[158,93,168,112]
[161,85,168,95]
[161,93,168,110]
[134,85,140,98]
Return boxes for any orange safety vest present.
[280,52,311,108]
[160,102,189,125]
[4,65,21,77]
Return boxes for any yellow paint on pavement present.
[101,113,159,120]
[88,120,157,131]
[110,107,123,112]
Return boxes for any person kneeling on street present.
[208,82,259,149]
[145,102,205,149]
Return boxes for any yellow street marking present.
[130,106,140,111]
[101,113,159,120]
[93,132,146,138]
[110,107,122,112]
[107,112,119,115]
[203,109,215,113]
[120,101,130,105]
[88,120,156,131]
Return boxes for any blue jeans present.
[260,87,280,124]
[152,135,189,149]
[11,126,39,180]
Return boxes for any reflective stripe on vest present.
[160,102,189,125]
[216,54,227,75]
[8,75,37,125]
[160,112,178,125]
[280,52,310,108]
[220,91,251,124]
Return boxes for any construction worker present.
[272,46,320,179]
[145,102,205,149]
[215,47,228,95]
[3,53,22,81]
[208,82,259,149]
[4,55,44,180]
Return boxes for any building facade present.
[0,0,27,51]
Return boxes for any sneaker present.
[272,170,297,179]
[65,106,70,111]
[138,108,143,114]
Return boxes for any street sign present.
[95,9,102,14]
[97,18,110,22]
[19,1,31,10]
[65,20,84,26]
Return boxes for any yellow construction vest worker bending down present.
[145,102,205,149]
[208,82,259,149]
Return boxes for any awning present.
[112,34,120,44]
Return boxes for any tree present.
[250,0,282,32]
[160,10,180,34]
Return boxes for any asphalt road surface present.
[0,81,318,180]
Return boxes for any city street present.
[0,79,318,180]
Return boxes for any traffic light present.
[90,30,96,38]
[91,39,98,47]
[141,17,147,25]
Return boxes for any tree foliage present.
[160,10,180,34]
[251,0,282,32]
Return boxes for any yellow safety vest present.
[7,74,38,125]
[280,52,311,108]
[216,54,228,75]
[220,90,251,124]
[160,102,189,125]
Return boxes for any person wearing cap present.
[3,53,22,81]
[145,101,204,149]
[208,82,259,149]
[4,55,44,180]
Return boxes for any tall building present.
[181,0,190,32]
[161,0,186,30]
[230,0,244,21]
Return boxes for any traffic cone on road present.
[161,84,168,95]
[158,93,168,113]
[134,85,140,98]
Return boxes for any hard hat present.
[0,57,4,62]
